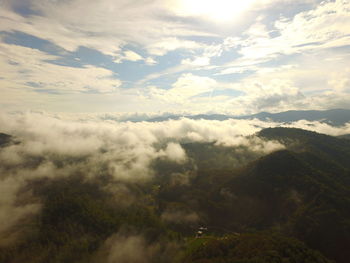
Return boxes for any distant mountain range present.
[145,109,350,126]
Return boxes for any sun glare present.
[175,0,255,22]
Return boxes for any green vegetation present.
[0,176,169,263]
[183,233,332,263]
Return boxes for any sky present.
[0,0,349,115]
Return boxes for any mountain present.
[338,134,350,140]
[258,127,350,169]
[220,148,350,263]
[0,133,12,147]
[147,113,231,122]
[183,232,332,263]
[146,109,350,125]
[239,109,350,126]
[155,128,350,263]
[1,127,350,263]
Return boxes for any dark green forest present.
[1,128,350,263]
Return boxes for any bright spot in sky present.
[175,0,256,21]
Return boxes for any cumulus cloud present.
[219,0,350,72]
[236,0,350,62]
[163,143,187,163]
[114,50,144,63]
[144,76,309,115]
[181,56,211,67]
[146,37,206,57]
[141,54,349,114]
[0,42,122,94]
[227,79,305,113]
[147,73,217,104]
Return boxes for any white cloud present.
[147,73,217,104]
[113,51,160,66]
[238,0,350,62]
[142,74,319,114]
[145,57,158,65]
[146,37,205,56]
[0,42,122,94]
[114,50,144,63]
[244,23,270,38]
[171,0,256,22]
[283,120,350,136]
[181,56,210,67]
[0,0,213,59]
[230,79,305,111]
[1,0,346,63]
[216,0,350,87]
[163,142,187,163]
[328,68,350,92]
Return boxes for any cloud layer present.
[1,111,350,241]
[0,112,281,240]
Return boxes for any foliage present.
[183,232,332,263]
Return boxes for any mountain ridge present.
[145,109,350,125]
